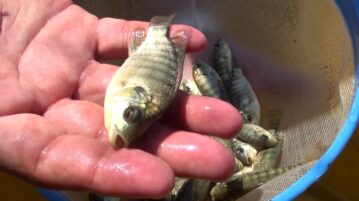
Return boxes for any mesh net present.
[70,0,355,200]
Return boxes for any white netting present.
[70,0,355,200]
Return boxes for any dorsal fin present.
[147,14,176,37]
[150,14,176,27]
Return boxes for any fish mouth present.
[113,135,125,149]
[109,125,125,148]
[247,156,255,164]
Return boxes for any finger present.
[74,62,118,105]
[37,136,174,198]
[163,92,242,139]
[96,18,207,60]
[133,124,235,181]
[0,114,174,198]
[44,98,108,143]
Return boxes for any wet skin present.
[0,0,242,199]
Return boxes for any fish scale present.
[104,15,187,147]
[231,138,258,166]
[192,61,229,101]
[237,123,278,150]
[213,39,232,92]
[210,164,301,201]
[231,67,261,124]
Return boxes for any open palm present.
[0,0,242,198]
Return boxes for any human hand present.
[0,0,242,199]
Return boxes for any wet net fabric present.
[73,0,355,200]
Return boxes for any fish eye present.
[193,63,201,69]
[246,115,252,122]
[238,147,244,153]
[134,86,145,93]
[260,134,269,142]
[123,107,142,123]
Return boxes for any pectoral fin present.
[128,28,146,55]
[171,30,190,90]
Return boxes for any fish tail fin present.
[148,14,176,37]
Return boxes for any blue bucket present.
[38,1,359,201]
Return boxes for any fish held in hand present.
[104,15,189,147]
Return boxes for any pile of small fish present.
[96,14,303,201]
[172,39,290,201]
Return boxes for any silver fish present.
[233,166,254,177]
[234,158,244,172]
[104,15,187,147]
[213,39,232,92]
[170,177,190,200]
[231,138,258,166]
[190,179,211,201]
[192,61,229,101]
[213,137,244,173]
[237,123,278,150]
[215,138,244,172]
[210,164,300,201]
[180,79,202,96]
[253,130,283,171]
[231,67,261,125]
[174,179,211,201]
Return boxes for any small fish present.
[231,67,261,124]
[192,61,229,101]
[231,138,258,166]
[179,79,202,95]
[213,39,233,92]
[210,165,254,201]
[104,15,188,147]
[253,130,283,171]
[189,179,211,201]
[237,123,278,150]
[234,158,244,172]
[209,182,231,201]
[171,177,190,200]
[215,138,244,172]
[174,179,211,201]
[210,164,300,201]
[239,111,255,125]
[233,166,254,177]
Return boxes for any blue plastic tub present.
[38,1,359,201]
